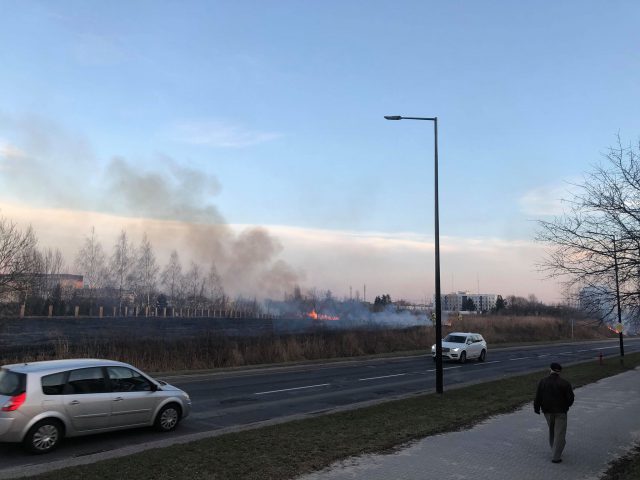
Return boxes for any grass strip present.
[601,444,640,480]
[32,353,640,480]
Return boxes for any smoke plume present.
[0,114,300,299]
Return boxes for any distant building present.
[0,273,83,302]
[34,273,84,289]
[400,303,430,312]
[434,291,497,313]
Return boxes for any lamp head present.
[384,115,402,120]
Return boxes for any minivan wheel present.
[155,403,181,432]
[478,349,486,362]
[459,351,467,364]
[24,419,63,454]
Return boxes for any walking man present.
[534,362,574,463]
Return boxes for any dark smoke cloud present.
[104,156,224,224]
[104,155,300,297]
[105,156,301,298]
[0,113,300,299]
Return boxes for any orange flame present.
[607,324,624,335]
[306,309,339,321]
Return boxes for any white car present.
[431,332,487,363]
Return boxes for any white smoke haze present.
[269,299,429,333]
[0,114,94,210]
[579,288,639,335]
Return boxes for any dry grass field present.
[2,315,614,372]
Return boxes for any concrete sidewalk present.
[299,368,640,480]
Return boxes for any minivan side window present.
[107,367,152,392]
[64,367,108,394]
[41,372,67,395]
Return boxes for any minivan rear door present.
[62,367,111,432]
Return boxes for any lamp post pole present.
[384,115,443,394]
[612,235,625,364]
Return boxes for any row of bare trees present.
[0,220,229,315]
[74,228,228,313]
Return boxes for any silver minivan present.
[0,359,191,453]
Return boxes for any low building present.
[435,291,497,313]
[0,273,84,302]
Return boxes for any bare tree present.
[75,227,107,291]
[161,250,183,307]
[537,137,640,326]
[36,247,66,299]
[0,217,39,299]
[136,233,159,309]
[109,230,136,314]
[185,262,205,310]
[205,262,225,307]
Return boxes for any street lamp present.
[611,235,625,364]
[384,115,443,394]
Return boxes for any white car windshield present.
[443,335,467,344]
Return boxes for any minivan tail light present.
[2,392,26,411]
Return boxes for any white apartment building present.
[435,291,498,313]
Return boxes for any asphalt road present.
[1,337,638,473]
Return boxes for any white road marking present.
[473,360,501,365]
[359,373,407,381]
[594,346,618,350]
[509,357,533,361]
[254,383,330,395]
[426,366,463,372]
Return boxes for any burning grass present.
[2,315,614,372]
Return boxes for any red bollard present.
[599,352,604,365]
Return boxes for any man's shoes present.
[551,459,562,464]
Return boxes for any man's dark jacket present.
[534,373,574,414]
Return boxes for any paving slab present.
[299,368,640,480]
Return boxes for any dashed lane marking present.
[358,373,408,381]
[254,383,330,396]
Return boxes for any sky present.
[1,0,639,304]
